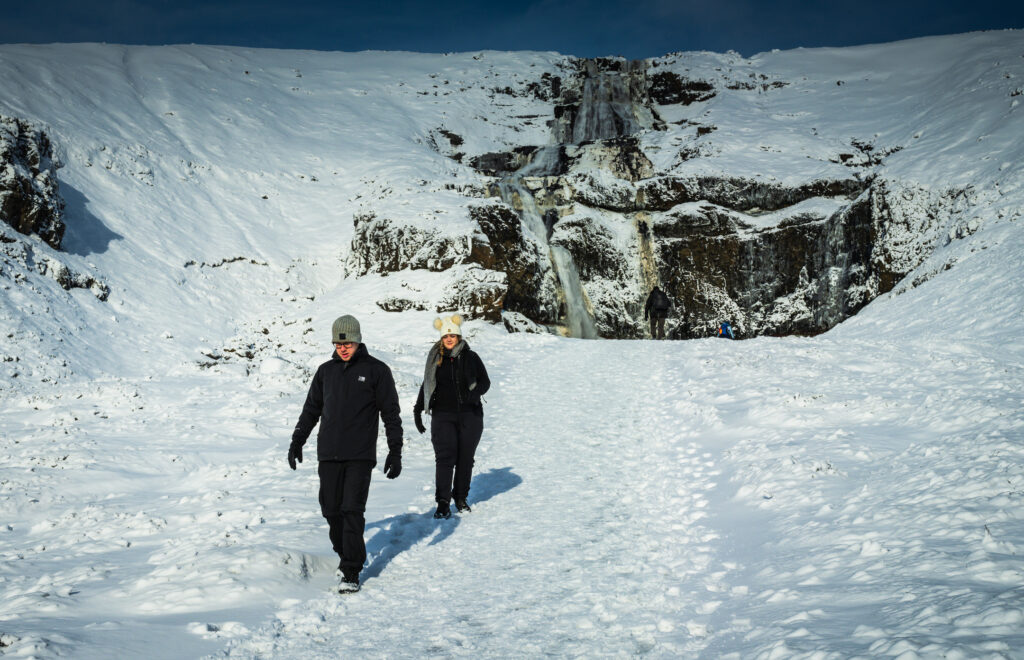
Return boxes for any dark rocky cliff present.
[1,115,65,249]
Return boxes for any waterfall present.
[566,60,647,144]
[572,72,642,143]
[498,171,599,339]
[519,145,562,177]
[549,245,600,338]
[494,60,653,338]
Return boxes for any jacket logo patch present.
[358,376,366,382]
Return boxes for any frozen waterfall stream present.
[572,63,644,142]
[498,157,600,338]
[495,60,654,338]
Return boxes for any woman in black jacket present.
[413,314,490,519]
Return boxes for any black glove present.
[384,452,402,479]
[288,442,303,470]
[414,408,426,435]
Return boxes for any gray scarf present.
[422,339,471,414]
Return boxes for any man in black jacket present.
[644,286,672,340]
[288,314,403,593]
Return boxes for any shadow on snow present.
[362,467,523,581]
[60,182,123,256]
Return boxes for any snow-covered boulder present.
[436,264,507,321]
[345,212,481,276]
[500,310,548,334]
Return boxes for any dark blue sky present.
[3,0,1022,58]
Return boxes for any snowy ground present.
[3,255,1023,658]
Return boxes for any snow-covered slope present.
[0,44,569,385]
[0,33,1022,658]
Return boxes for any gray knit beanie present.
[331,315,362,343]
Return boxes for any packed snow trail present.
[215,328,1024,659]
[2,326,1022,658]
[219,335,730,657]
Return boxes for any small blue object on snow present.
[718,321,735,339]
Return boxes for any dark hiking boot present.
[338,573,360,594]
[433,501,452,519]
[454,498,471,513]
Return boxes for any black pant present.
[649,313,667,339]
[318,460,373,577]
[431,410,483,503]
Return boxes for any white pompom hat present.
[434,314,464,337]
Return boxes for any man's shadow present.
[361,467,522,581]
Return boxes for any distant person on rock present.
[413,314,491,520]
[288,314,404,594]
[644,286,673,340]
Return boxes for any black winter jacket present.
[414,344,490,415]
[644,288,672,318]
[292,344,403,462]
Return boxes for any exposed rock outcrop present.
[469,146,543,177]
[635,175,868,213]
[1,226,110,300]
[867,180,971,293]
[566,137,654,184]
[469,201,559,324]
[347,201,559,324]
[1,115,65,249]
[1,117,107,301]
[647,179,969,338]
[652,200,866,337]
[344,212,487,276]
[478,170,961,339]
[647,71,716,105]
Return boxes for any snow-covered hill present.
[0,32,1022,658]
